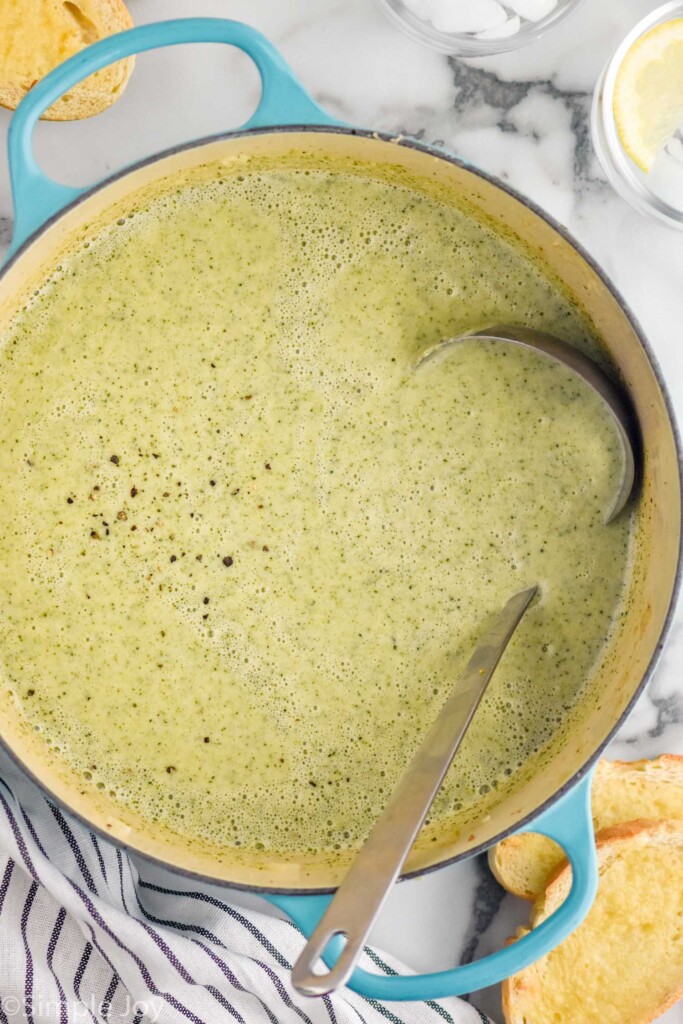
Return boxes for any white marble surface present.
[1,0,682,1019]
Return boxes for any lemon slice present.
[613,18,683,173]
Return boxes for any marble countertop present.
[0,0,681,1019]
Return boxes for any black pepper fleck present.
[222,556,234,568]
[110,455,119,465]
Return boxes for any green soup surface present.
[0,162,631,859]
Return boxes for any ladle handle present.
[268,769,598,1000]
[6,18,339,255]
[291,586,537,998]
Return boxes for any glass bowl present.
[592,1,683,230]
[376,0,585,56]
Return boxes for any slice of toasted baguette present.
[0,0,133,121]
[489,755,683,899]
[503,819,683,1024]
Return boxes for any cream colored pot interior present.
[0,130,679,890]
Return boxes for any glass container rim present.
[593,0,683,229]
[376,0,585,56]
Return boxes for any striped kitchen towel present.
[0,751,493,1024]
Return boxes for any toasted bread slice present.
[0,0,133,120]
[503,819,683,1024]
[489,755,683,899]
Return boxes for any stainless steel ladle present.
[291,326,638,999]
[292,585,537,997]
[416,324,636,525]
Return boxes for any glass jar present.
[376,0,585,56]
[592,1,683,230]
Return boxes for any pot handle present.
[266,769,598,1001]
[6,18,340,254]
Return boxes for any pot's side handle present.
[6,17,340,256]
[266,770,598,1001]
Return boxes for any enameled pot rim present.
[2,123,681,894]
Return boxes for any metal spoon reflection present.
[415,324,636,525]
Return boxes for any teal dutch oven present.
[0,18,680,1003]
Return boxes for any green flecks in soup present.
[0,165,631,858]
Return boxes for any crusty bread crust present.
[502,818,683,1024]
[489,755,683,899]
[0,0,133,121]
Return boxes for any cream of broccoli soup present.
[0,159,632,863]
